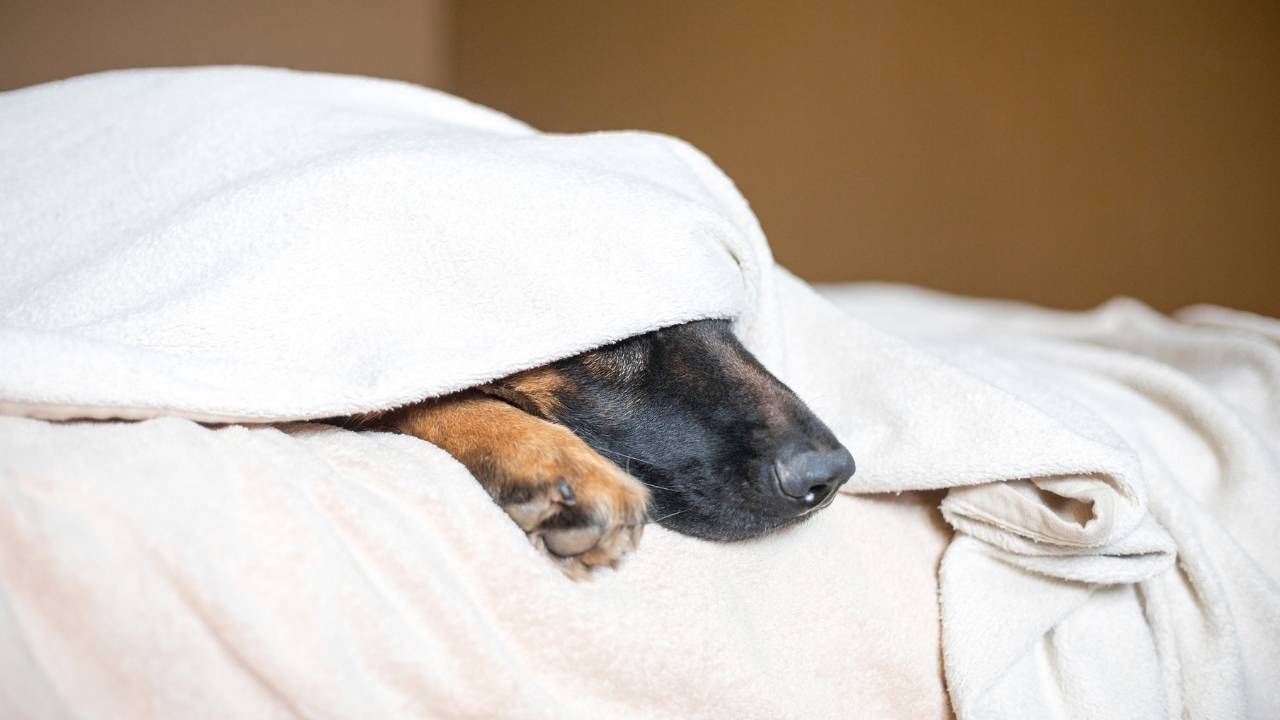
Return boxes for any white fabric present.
[1,67,1277,718]
[822,285,1280,720]
[0,66,778,422]
[0,414,951,720]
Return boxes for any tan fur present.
[484,366,566,418]
[383,390,647,578]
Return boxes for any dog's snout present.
[773,445,856,509]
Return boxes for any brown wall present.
[457,1,1280,315]
[0,0,454,91]
[3,2,1277,315]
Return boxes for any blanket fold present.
[824,284,1280,719]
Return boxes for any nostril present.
[773,446,856,506]
[801,483,829,505]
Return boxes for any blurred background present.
[3,1,1276,315]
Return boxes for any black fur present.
[521,320,853,541]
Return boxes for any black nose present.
[773,445,856,509]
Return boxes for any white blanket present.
[1,68,1277,718]
[822,285,1280,719]
[0,67,777,422]
[0,413,951,720]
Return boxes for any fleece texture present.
[1,68,1277,718]
[823,285,1280,719]
[0,66,779,422]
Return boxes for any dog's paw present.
[496,433,648,580]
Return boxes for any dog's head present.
[490,319,854,540]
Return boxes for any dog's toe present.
[543,524,604,557]
[498,445,648,579]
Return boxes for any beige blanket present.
[0,415,949,719]
[824,285,1280,719]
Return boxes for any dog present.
[363,319,854,578]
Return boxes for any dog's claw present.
[497,450,648,579]
[556,478,577,505]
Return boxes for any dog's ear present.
[481,366,567,419]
